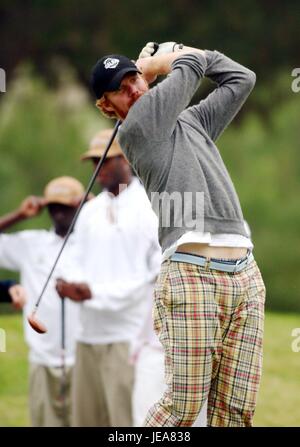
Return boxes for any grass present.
[0,309,29,426]
[254,312,300,426]
[0,310,299,426]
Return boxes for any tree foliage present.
[1,0,299,89]
[0,65,299,311]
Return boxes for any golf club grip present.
[152,42,159,56]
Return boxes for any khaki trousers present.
[72,341,134,427]
[29,363,73,427]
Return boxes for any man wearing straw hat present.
[0,176,85,426]
[56,129,161,427]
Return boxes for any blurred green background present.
[1,310,300,426]
[0,0,300,427]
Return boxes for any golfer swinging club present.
[91,41,266,427]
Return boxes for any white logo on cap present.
[104,58,120,69]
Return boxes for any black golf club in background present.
[28,42,160,333]
[28,119,121,333]
[59,296,67,424]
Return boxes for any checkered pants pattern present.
[144,257,266,427]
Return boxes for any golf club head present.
[27,312,47,334]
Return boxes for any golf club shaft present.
[60,297,66,383]
[60,296,67,424]
[32,119,121,311]
[61,296,65,351]
[32,43,159,313]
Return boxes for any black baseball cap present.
[91,54,141,99]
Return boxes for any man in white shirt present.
[0,176,85,426]
[56,129,161,427]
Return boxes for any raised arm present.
[136,44,206,84]
[136,42,255,142]
[0,196,46,231]
[186,50,256,141]
[125,49,207,141]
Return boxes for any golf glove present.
[138,41,183,58]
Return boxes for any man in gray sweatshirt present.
[90,42,266,427]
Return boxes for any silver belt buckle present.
[234,251,250,272]
[233,258,243,273]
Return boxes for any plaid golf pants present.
[145,257,266,427]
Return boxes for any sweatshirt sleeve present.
[186,50,256,141]
[124,53,207,141]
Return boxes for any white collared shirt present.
[72,177,162,344]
